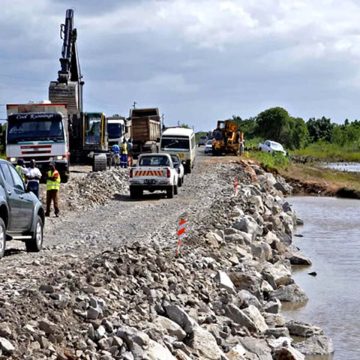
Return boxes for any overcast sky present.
[1,0,360,130]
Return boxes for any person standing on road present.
[111,143,120,168]
[45,162,61,217]
[120,140,128,168]
[26,159,42,198]
[127,138,133,167]
[15,159,26,183]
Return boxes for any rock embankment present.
[0,160,334,359]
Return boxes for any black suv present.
[0,159,45,259]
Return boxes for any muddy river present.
[284,196,360,360]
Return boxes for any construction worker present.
[15,159,26,182]
[45,162,61,217]
[111,143,120,168]
[127,138,133,167]
[120,140,128,168]
[26,159,42,198]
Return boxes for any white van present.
[160,127,196,174]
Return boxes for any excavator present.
[212,120,244,156]
[49,9,108,171]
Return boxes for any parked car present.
[258,140,286,155]
[0,159,45,259]
[198,136,207,146]
[170,154,185,187]
[204,139,213,154]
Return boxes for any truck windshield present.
[108,123,122,139]
[7,113,64,144]
[161,137,190,150]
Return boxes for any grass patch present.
[292,141,360,162]
[248,150,289,171]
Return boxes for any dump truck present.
[212,120,244,156]
[6,102,70,182]
[49,9,108,171]
[129,108,161,157]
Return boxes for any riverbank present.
[0,158,334,359]
[248,151,360,199]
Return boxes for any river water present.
[283,196,360,360]
[321,162,360,172]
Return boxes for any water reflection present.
[283,196,360,360]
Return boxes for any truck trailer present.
[129,108,161,157]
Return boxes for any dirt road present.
[1,150,239,267]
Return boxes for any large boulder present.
[243,305,268,333]
[215,271,236,294]
[224,304,256,332]
[272,346,305,360]
[293,335,334,356]
[188,325,226,360]
[285,320,323,338]
[164,304,196,334]
[153,316,186,341]
[145,339,177,360]
[262,262,292,289]
[270,284,308,303]
[238,336,272,360]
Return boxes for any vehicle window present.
[139,156,170,166]
[0,164,15,187]
[8,165,25,191]
[161,137,190,150]
[171,156,180,165]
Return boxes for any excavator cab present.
[83,113,108,150]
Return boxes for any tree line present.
[230,107,360,150]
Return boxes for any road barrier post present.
[234,176,239,196]
[176,212,188,257]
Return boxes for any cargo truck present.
[6,102,70,182]
[129,108,161,157]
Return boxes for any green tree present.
[307,117,334,142]
[255,107,291,142]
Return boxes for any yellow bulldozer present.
[212,120,244,156]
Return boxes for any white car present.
[170,154,185,187]
[204,139,213,154]
[258,140,286,155]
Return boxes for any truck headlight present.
[10,157,16,162]
[56,155,64,160]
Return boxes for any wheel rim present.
[0,226,4,253]
[36,221,43,247]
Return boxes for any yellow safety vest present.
[46,170,61,191]
[121,142,128,155]
[16,165,26,182]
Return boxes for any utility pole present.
[133,101,137,109]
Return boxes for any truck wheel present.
[0,218,6,259]
[167,186,174,199]
[93,154,107,172]
[178,177,182,187]
[187,165,192,174]
[61,174,69,183]
[26,215,43,252]
[174,184,178,195]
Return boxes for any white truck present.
[107,115,128,147]
[129,153,179,199]
[6,103,70,182]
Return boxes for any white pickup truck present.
[129,153,179,199]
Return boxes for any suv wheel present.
[167,185,174,199]
[0,218,5,259]
[174,184,178,195]
[26,215,43,252]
